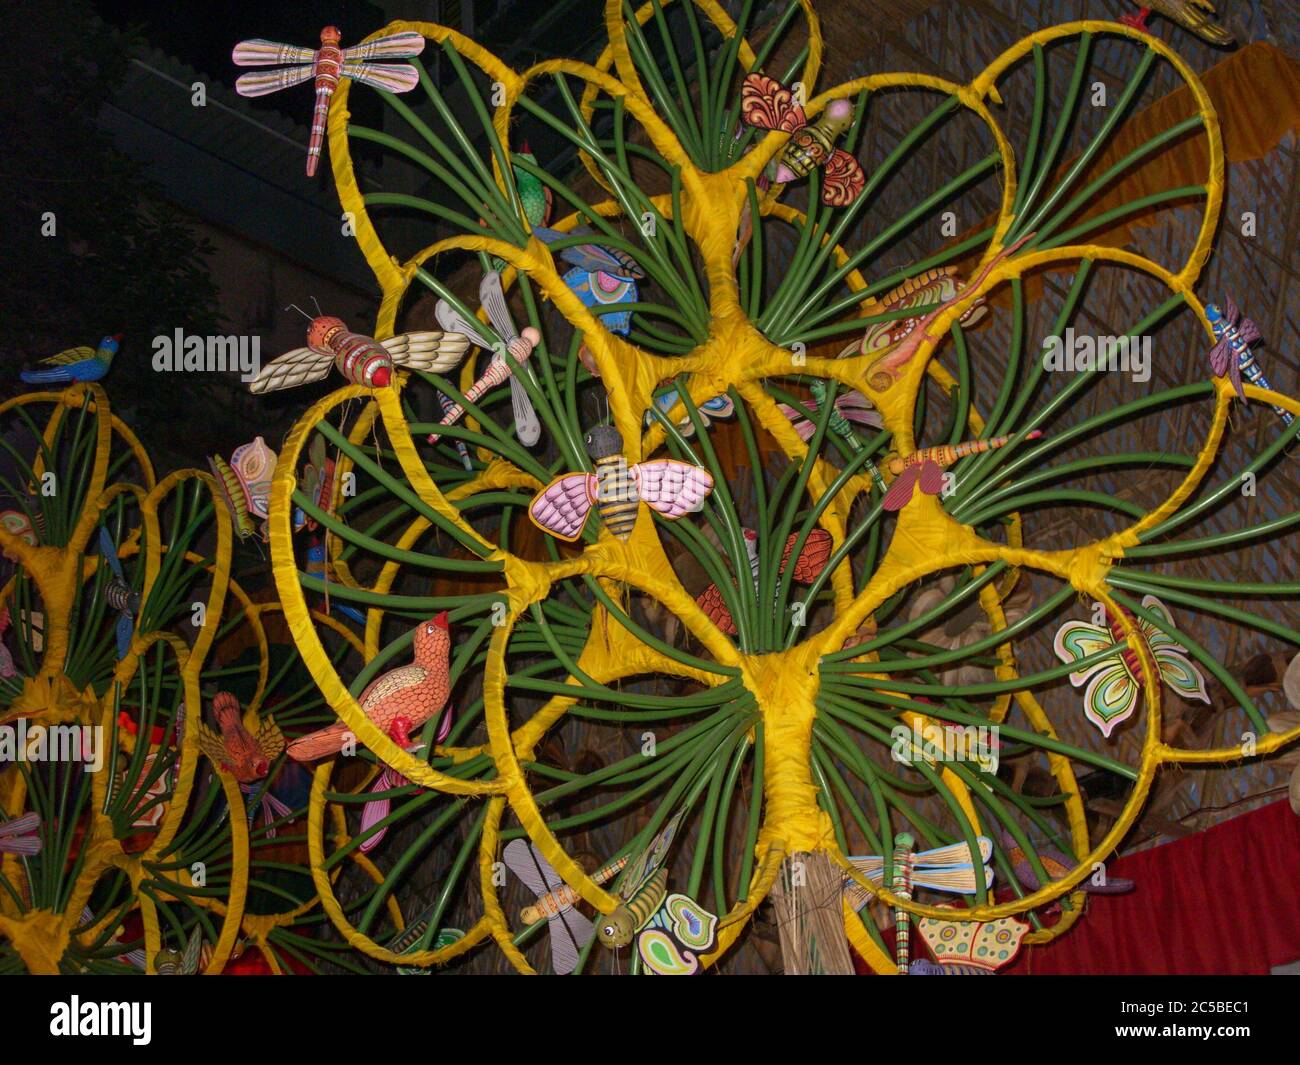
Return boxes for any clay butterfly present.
[1053,594,1210,738]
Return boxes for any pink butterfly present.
[529,426,713,542]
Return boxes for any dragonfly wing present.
[881,466,919,511]
[478,271,518,344]
[0,812,40,839]
[232,39,317,66]
[509,375,541,447]
[341,31,426,61]
[529,475,596,541]
[98,526,125,581]
[342,61,421,94]
[434,300,493,350]
[235,66,314,97]
[1207,336,1234,377]
[248,347,334,393]
[547,910,595,975]
[633,462,714,518]
[382,331,471,373]
[502,839,561,897]
[917,460,947,497]
[115,613,133,661]
[845,855,886,884]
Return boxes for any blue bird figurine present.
[20,334,121,386]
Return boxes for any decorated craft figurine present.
[248,314,469,393]
[154,928,204,976]
[0,812,42,856]
[0,606,15,678]
[503,840,630,974]
[430,271,541,446]
[846,236,1030,392]
[1053,594,1210,738]
[842,836,994,912]
[358,703,451,853]
[288,613,452,761]
[882,433,1041,512]
[1119,1,1234,46]
[196,692,285,784]
[529,425,714,543]
[909,912,1030,975]
[534,226,645,336]
[233,27,426,176]
[305,538,366,624]
[695,528,833,635]
[20,334,121,386]
[1207,298,1293,426]
[740,74,865,205]
[492,144,553,271]
[594,811,719,975]
[97,526,140,661]
[648,387,735,437]
[209,436,279,541]
[1000,830,1136,894]
[779,382,882,442]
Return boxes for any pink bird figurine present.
[195,692,285,784]
[288,614,452,761]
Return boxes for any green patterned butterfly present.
[1053,594,1210,738]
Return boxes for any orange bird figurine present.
[288,613,452,761]
[195,692,286,783]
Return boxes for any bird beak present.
[433,610,449,630]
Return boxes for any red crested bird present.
[195,692,285,783]
[288,613,452,762]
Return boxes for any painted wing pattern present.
[502,839,594,974]
[740,73,805,131]
[530,474,598,541]
[633,462,713,518]
[342,61,422,94]
[248,347,335,393]
[380,331,471,372]
[358,664,429,710]
[235,66,314,96]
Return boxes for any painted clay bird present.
[1120,1,1234,46]
[695,528,833,635]
[0,812,42,856]
[20,334,121,385]
[1001,831,1135,894]
[196,692,285,783]
[288,613,452,761]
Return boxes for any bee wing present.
[181,928,204,975]
[881,466,920,511]
[382,331,471,373]
[741,72,805,132]
[434,300,494,350]
[632,462,714,519]
[820,149,866,206]
[529,474,597,541]
[248,347,334,394]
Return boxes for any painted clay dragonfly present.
[233,26,426,176]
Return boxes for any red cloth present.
[1002,800,1300,974]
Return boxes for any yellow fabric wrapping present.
[288,10,1300,976]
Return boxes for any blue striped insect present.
[98,526,140,660]
[1207,299,1293,427]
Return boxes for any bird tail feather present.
[287,721,352,762]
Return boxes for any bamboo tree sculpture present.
[259,4,1300,974]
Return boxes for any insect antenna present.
[285,303,314,322]
[311,296,323,316]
